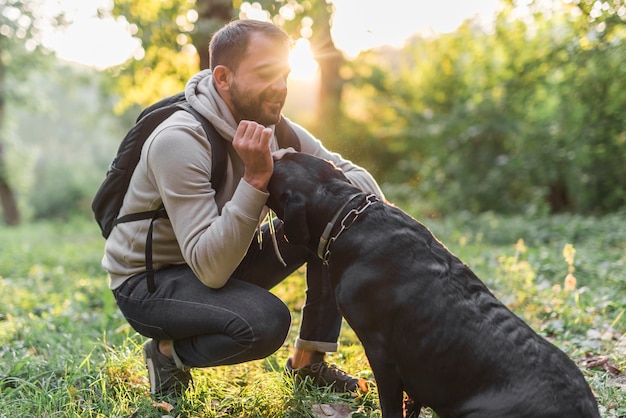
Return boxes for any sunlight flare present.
[289,38,318,81]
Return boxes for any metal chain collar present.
[322,194,379,265]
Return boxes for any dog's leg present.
[374,368,405,417]
[362,344,405,417]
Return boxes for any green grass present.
[1,212,625,417]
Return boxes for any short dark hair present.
[209,19,291,71]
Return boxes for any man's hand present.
[272,147,298,161]
[233,120,274,191]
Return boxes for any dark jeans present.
[113,220,342,368]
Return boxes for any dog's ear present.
[282,192,310,246]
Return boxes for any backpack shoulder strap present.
[137,92,187,121]
[178,102,227,194]
[275,116,301,152]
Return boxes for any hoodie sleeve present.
[146,115,267,288]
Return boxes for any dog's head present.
[267,152,358,247]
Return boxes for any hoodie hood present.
[185,69,239,141]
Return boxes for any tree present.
[111,0,205,112]
[192,0,237,70]
[0,33,19,225]
[0,0,60,225]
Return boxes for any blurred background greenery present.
[0,0,624,225]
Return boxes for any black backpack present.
[92,92,300,291]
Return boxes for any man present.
[103,19,383,401]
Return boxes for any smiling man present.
[102,19,383,402]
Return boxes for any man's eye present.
[259,71,276,81]
[258,66,290,82]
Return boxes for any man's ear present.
[282,193,310,246]
[212,65,232,92]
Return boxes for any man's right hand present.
[233,120,274,192]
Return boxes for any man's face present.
[228,33,291,126]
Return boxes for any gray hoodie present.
[102,70,383,290]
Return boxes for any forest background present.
[0,0,625,416]
[0,0,624,222]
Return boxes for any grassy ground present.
[0,211,625,417]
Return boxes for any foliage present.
[5,61,125,220]
[7,0,624,221]
[0,213,624,416]
[0,0,59,87]
[0,0,64,225]
[344,0,626,215]
[111,0,345,130]
[111,0,202,112]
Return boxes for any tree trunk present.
[0,39,20,226]
[548,181,571,213]
[0,174,20,226]
[310,8,344,125]
[192,0,237,70]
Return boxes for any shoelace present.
[310,361,353,381]
[161,362,183,374]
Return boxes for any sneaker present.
[286,357,368,393]
[143,339,192,400]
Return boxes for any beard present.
[230,80,286,127]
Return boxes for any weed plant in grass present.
[0,213,624,417]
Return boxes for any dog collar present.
[317,193,379,265]
[316,193,361,261]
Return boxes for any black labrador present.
[266,152,600,418]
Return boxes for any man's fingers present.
[272,148,297,160]
[235,120,272,147]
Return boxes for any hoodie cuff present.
[230,178,270,221]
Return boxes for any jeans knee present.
[256,303,291,357]
[275,303,292,338]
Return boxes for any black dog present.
[266,152,600,418]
